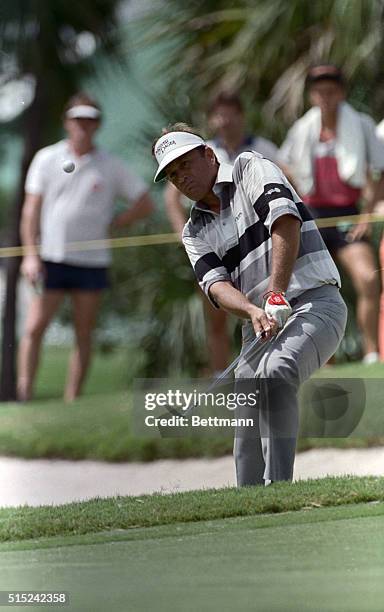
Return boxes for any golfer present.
[164,92,278,376]
[18,92,154,402]
[152,125,347,486]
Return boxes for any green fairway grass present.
[0,477,383,543]
[0,498,383,612]
[0,348,382,461]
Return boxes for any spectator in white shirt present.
[279,64,384,364]
[18,92,154,401]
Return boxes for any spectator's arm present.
[277,123,304,195]
[360,113,384,215]
[364,171,384,213]
[20,193,44,284]
[348,172,384,241]
[111,191,154,229]
[164,182,187,238]
[20,193,42,254]
[372,173,384,216]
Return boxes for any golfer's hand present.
[21,255,43,287]
[249,305,278,340]
[264,292,292,329]
[346,221,371,242]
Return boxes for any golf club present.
[162,330,267,420]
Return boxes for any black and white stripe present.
[182,152,341,308]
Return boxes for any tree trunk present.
[0,78,46,401]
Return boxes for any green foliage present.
[0,1,127,400]
[3,2,383,383]
[105,208,209,377]
[133,2,384,372]
[0,0,123,136]
[139,0,384,141]
[0,187,11,231]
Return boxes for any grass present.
[1,504,384,611]
[316,360,384,378]
[0,347,232,461]
[34,345,130,398]
[0,347,382,461]
[1,479,383,611]
[0,476,383,543]
[1,479,384,612]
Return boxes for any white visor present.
[153,131,206,182]
[66,105,101,120]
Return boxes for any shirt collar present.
[190,162,234,222]
[215,162,234,186]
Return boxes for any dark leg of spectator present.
[64,291,102,402]
[17,291,65,401]
[336,242,380,360]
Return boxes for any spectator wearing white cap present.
[18,92,154,402]
[164,92,278,376]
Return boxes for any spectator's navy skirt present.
[43,261,110,290]
[308,204,369,253]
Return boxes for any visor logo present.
[156,139,177,157]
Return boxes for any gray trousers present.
[234,285,347,486]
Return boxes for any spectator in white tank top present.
[279,64,384,364]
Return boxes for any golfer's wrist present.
[264,289,286,298]
[246,303,264,319]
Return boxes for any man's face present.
[164,147,218,201]
[308,80,345,115]
[64,116,100,146]
[208,104,245,140]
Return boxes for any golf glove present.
[263,291,292,328]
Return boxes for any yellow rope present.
[0,233,180,258]
[0,213,383,259]
[315,212,383,228]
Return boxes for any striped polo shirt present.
[182,151,341,308]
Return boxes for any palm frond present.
[135,0,384,137]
